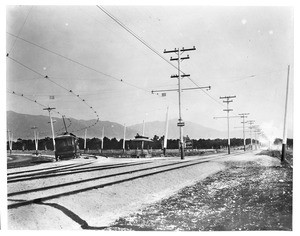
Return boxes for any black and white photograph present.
[2,0,297,232]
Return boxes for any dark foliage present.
[7,136,292,151]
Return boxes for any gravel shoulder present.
[106,152,293,231]
[7,151,293,231]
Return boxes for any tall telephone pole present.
[101,126,104,153]
[31,126,39,155]
[7,130,13,155]
[214,96,236,154]
[163,106,169,156]
[165,46,195,159]
[247,120,255,150]
[154,46,211,160]
[253,126,262,150]
[84,128,87,151]
[43,107,56,151]
[62,115,68,133]
[282,65,290,163]
[239,113,250,151]
[122,124,126,154]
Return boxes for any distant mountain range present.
[129,119,238,139]
[6,111,138,140]
[6,110,244,140]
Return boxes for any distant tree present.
[110,137,120,149]
[273,138,293,148]
[15,138,24,150]
[103,137,110,149]
[167,139,180,149]
[287,138,293,148]
[77,137,84,149]
[88,138,101,150]
[39,137,52,150]
[151,135,162,149]
[245,138,251,145]
[274,138,283,145]
[159,136,164,149]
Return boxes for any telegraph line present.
[7,56,44,77]
[6,32,118,80]
[6,35,177,133]
[95,6,228,122]
[97,5,278,110]
[7,7,271,148]
[96,5,174,70]
[6,32,158,96]
[7,55,100,133]
[7,90,72,135]
[8,7,237,112]
[7,6,32,56]
[96,5,222,107]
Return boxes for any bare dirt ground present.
[7,150,293,231]
[7,153,54,169]
[105,152,293,231]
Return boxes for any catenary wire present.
[6,32,158,96]
[96,5,225,107]
[7,90,72,135]
[6,55,99,133]
[7,6,33,56]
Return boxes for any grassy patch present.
[257,149,293,166]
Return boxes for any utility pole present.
[239,113,250,151]
[163,106,169,156]
[31,126,39,155]
[142,119,145,151]
[254,128,257,150]
[214,96,236,154]
[235,125,262,151]
[282,65,290,163]
[43,107,56,151]
[84,128,87,152]
[62,115,68,133]
[155,46,210,160]
[7,130,13,155]
[253,127,262,150]
[101,126,104,153]
[247,120,255,150]
[123,124,126,154]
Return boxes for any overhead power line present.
[7,56,44,77]
[96,5,175,70]
[7,90,72,134]
[7,6,33,56]
[6,55,99,133]
[7,32,157,96]
[96,5,225,108]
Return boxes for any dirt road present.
[7,151,292,230]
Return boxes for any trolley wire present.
[7,6,32,56]
[7,90,72,135]
[6,55,98,133]
[6,31,158,96]
[96,5,224,107]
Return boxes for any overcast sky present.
[6,5,294,140]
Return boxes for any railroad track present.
[7,160,154,183]
[8,151,246,209]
